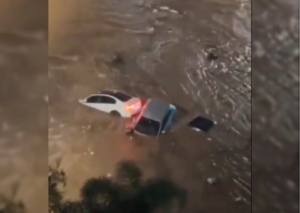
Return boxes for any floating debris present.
[125,27,155,34]
[242,156,249,162]
[207,177,218,185]
[235,196,243,202]
[169,9,179,14]
[207,52,218,61]
[97,73,106,78]
[160,6,170,10]
[44,95,48,103]
[111,54,124,66]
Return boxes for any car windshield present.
[134,116,161,136]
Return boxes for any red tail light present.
[126,101,141,111]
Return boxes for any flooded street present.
[0,1,48,213]
[0,0,298,212]
[49,0,251,212]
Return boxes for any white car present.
[79,90,142,117]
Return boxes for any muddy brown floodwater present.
[49,0,251,212]
[1,0,298,212]
[0,1,48,213]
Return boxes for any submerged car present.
[79,90,142,117]
[128,98,215,136]
[130,98,176,136]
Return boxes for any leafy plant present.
[60,201,89,213]
[48,167,66,213]
[0,196,25,213]
[48,160,187,213]
[81,177,120,213]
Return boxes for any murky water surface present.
[1,0,298,212]
[48,0,251,212]
[50,0,251,140]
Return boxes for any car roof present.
[142,98,170,122]
[98,90,132,102]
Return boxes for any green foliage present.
[115,160,142,189]
[80,177,120,213]
[60,202,89,213]
[49,161,187,213]
[48,167,66,213]
[0,196,26,213]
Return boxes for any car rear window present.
[134,116,160,136]
[114,92,132,102]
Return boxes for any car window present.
[87,95,102,103]
[134,116,161,136]
[101,96,116,104]
[161,109,173,130]
[187,116,215,132]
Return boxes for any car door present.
[98,95,117,113]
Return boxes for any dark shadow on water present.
[49,160,187,213]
